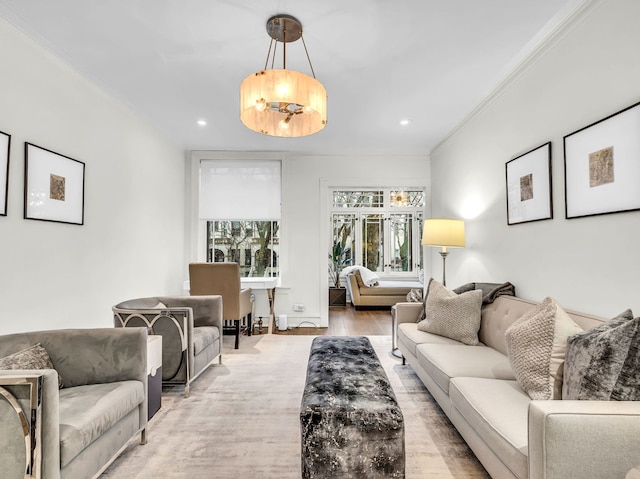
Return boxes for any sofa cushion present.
[563,309,640,400]
[418,281,483,345]
[58,380,144,467]
[398,322,463,358]
[192,326,220,356]
[449,377,530,479]
[505,297,582,400]
[0,343,63,388]
[416,343,516,394]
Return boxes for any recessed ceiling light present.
[400,119,411,126]
[197,119,207,126]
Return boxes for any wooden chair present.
[189,262,253,349]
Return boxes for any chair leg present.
[234,320,240,349]
[141,428,147,445]
[247,312,252,337]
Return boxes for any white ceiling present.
[0,0,582,155]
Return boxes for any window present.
[200,160,281,277]
[206,220,279,277]
[331,189,424,276]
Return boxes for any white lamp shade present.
[422,219,465,248]
[240,69,327,137]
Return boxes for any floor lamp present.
[422,218,465,287]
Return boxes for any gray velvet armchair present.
[0,327,148,479]
[113,295,223,397]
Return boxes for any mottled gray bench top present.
[302,336,401,414]
[300,336,405,478]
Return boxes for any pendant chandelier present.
[240,14,327,138]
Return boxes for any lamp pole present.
[439,248,449,286]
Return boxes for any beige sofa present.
[0,328,147,479]
[395,295,640,479]
[346,272,422,309]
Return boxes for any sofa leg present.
[402,356,406,366]
[184,384,190,398]
[141,428,147,445]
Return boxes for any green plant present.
[329,226,352,288]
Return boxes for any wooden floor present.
[274,305,392,336]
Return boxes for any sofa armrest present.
[0,370,60,479]
[528,400,640,479]
[346,274,361,305]
[393,302,423,324]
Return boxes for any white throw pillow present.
[505,297,583,400]
[340,265,380,287]
[417,280,482,345]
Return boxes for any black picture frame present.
[0,129,10,216]
[505,142,553,225]
[564,100,640,219]
[24,143,85,225]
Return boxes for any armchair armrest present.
[160,295,224,331]
[393,302,423,324]
[528,400,640,479]
[0,370,61,479]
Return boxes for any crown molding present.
[431,0,603,155]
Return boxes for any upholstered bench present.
[300,336,405,478]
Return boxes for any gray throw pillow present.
[416,277,434,322]
[0,343,64,388]
[505,297,582,400]
[417,280,482,345]
[562,309,639,400]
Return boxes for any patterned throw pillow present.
[505,297,582,400]
[562,309,639,400]
[0,343,64,388]
[417,280,482,345]
[406,288,423,303]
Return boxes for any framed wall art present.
[24,143,85,225]
[0,130,10,216]
[505,142,553,225]
[564,100,640,219]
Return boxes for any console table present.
[240,277,278,333]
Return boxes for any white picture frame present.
[24,143,85,225]
[505,142,553,225]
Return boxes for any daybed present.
[0,327,148,479]
[395,290,640,479]
[113,295,223,397]
[345,270,422,309]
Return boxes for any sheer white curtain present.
[199,160,281,220]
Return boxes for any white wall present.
[430,0,640,317]
[186,153,430,327]
[0,17,185,334]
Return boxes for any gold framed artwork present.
[24,143,85,225]
[564,100,640,219]
[0,130,10,216]
[505,142,553,225]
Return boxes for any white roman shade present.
[199,160,281,220]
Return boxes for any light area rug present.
[102,334,489,479]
